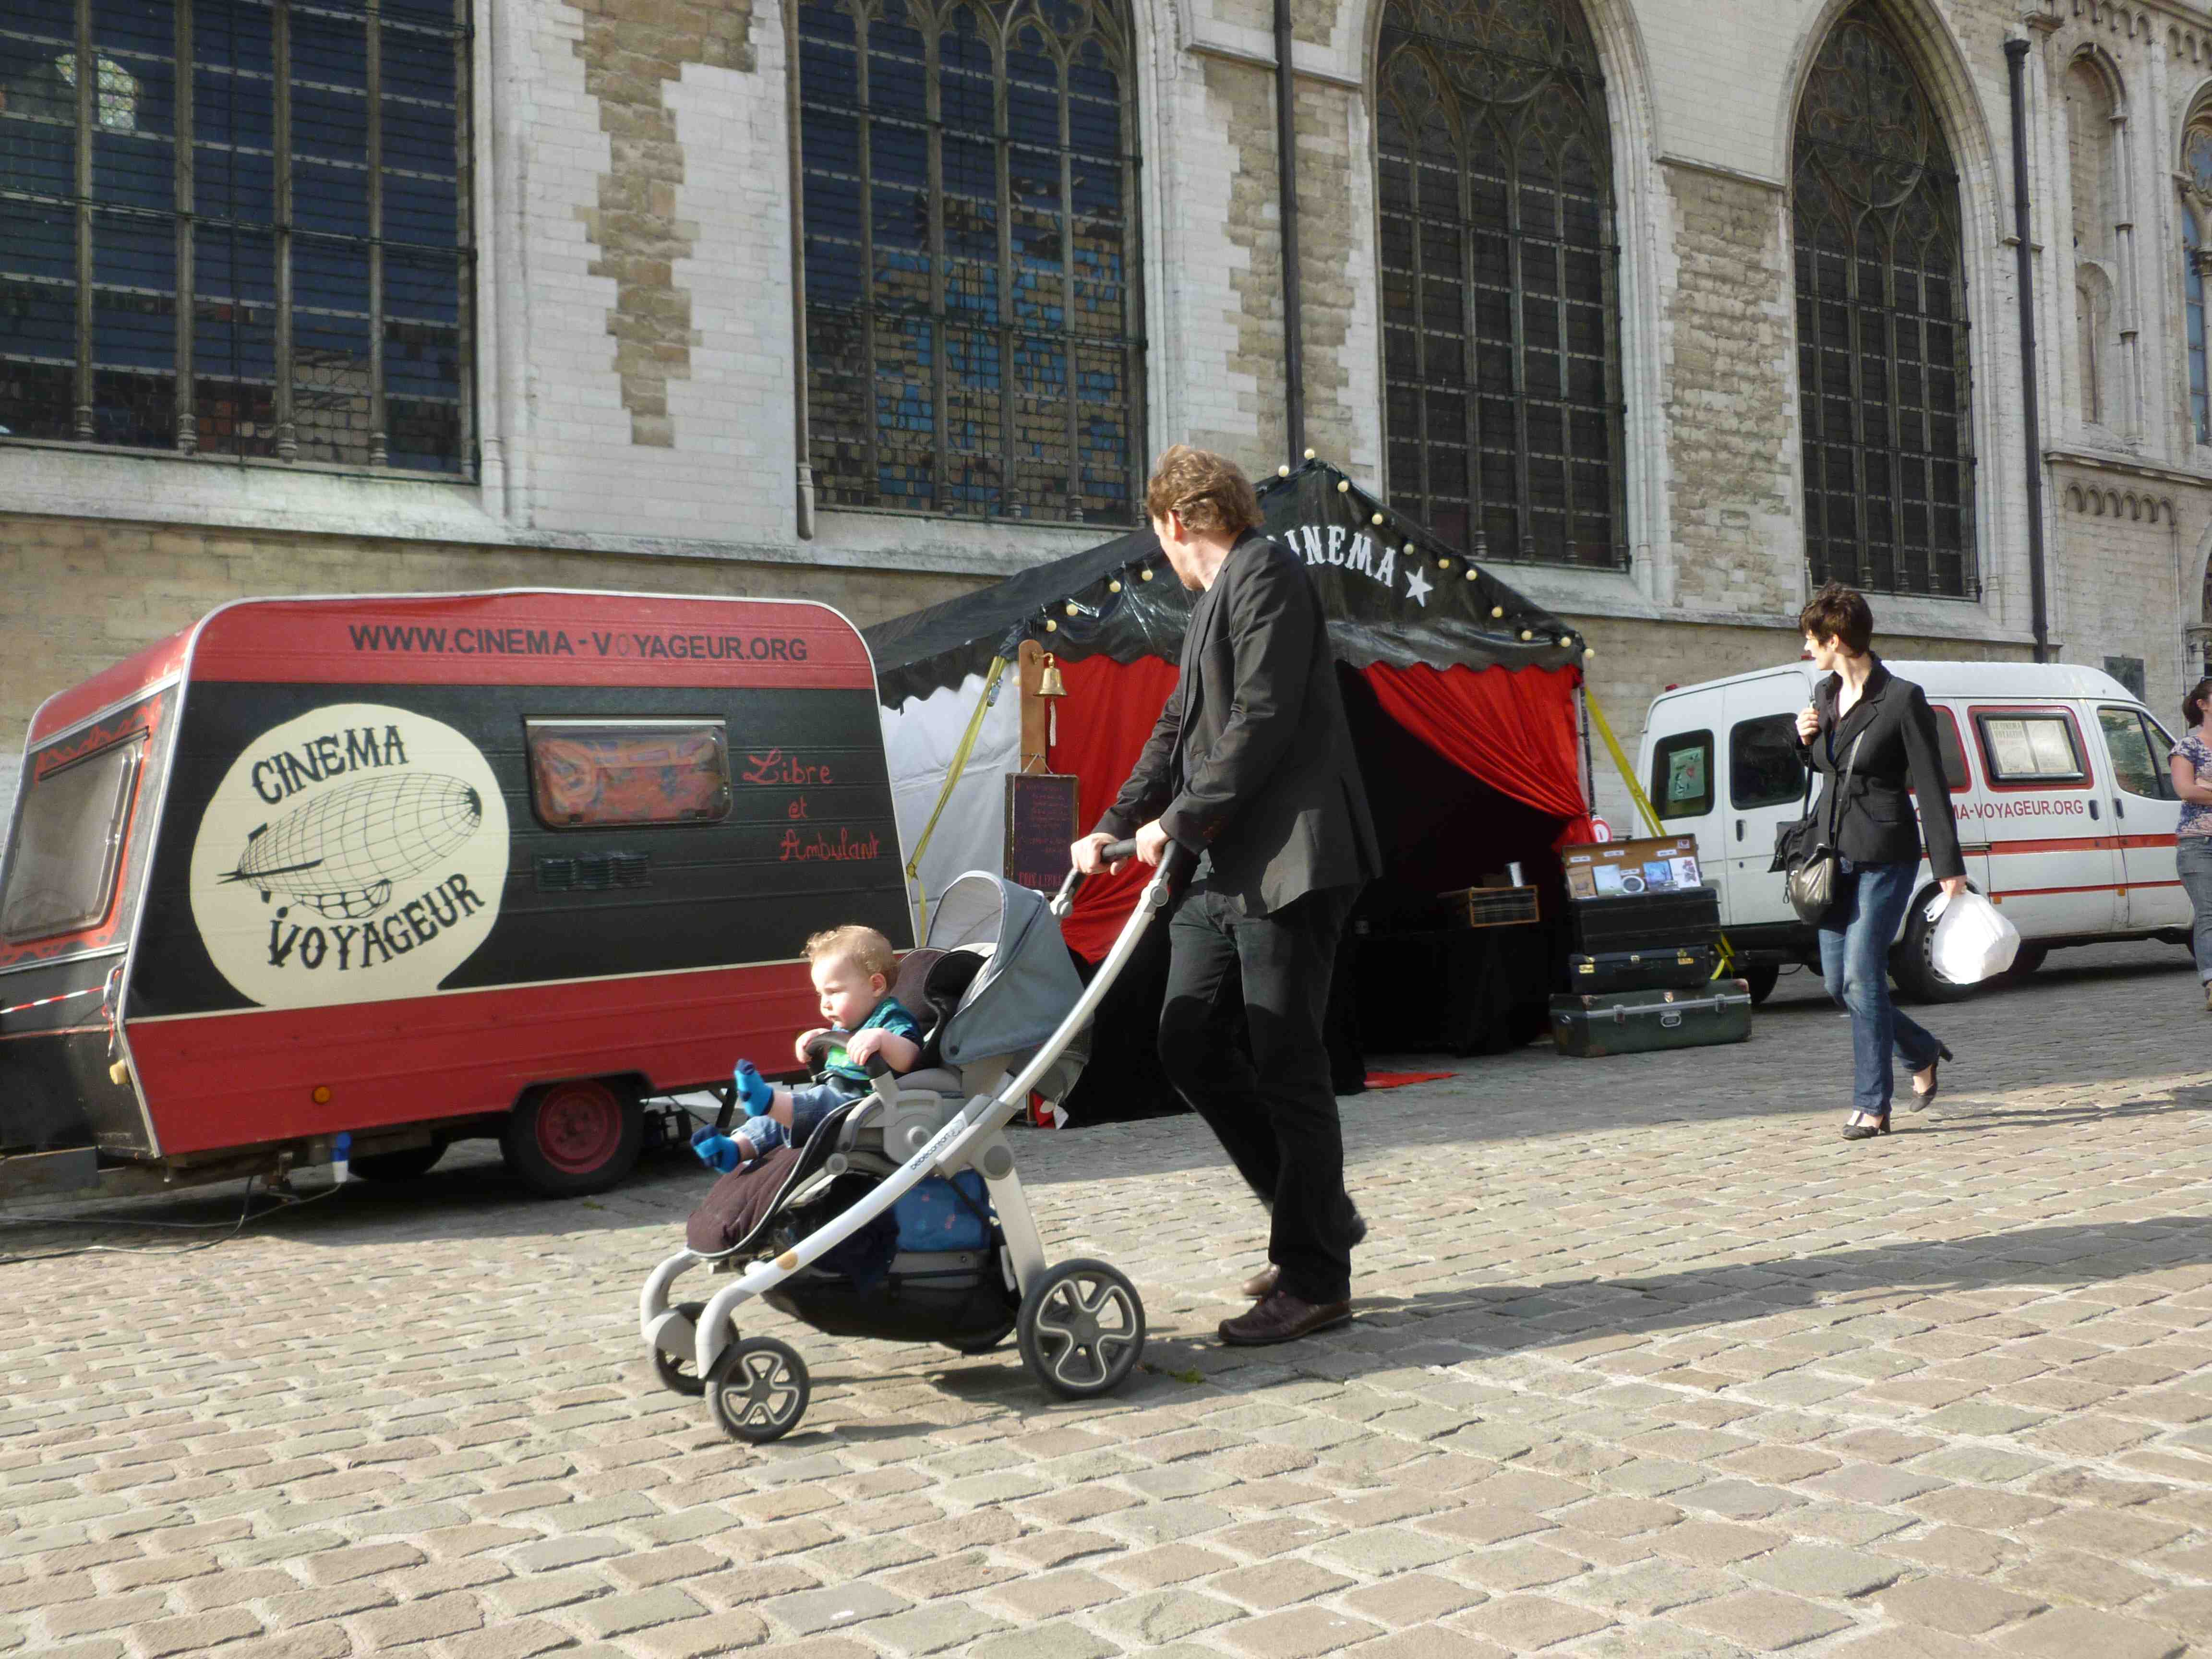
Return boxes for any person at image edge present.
[1072,444,1382,1347]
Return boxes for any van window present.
[2098,707,2179,801]
[0,739,143,942]
[1913,707,1970,792]
[1730,716,1803,810]
[1976,712,2085,783]
[526,721,732,829]
[1651,731,1713,818]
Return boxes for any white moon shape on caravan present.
[189,702,511,1010]
[223,771,485,919]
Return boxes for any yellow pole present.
[1582,686,1666,838]
[905,655,1011,937]
[1582,685,1738,978]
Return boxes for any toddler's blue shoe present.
[734,1060,773,1117]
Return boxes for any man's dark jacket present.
[1096,530,1382,914]
[1793,654,1966,880]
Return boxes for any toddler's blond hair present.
[804,924,897,980]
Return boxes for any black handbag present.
[1771,729,1864,925]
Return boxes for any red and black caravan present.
[0,590,908,1202]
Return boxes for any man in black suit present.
[1072,445,1382,1346]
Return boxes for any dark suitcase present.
[1568,888,1719,955]
[1549,981,1752,1058]
[1567,944,1719,993]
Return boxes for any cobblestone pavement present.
[9,941,2212,1658]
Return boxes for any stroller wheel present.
[707,1337,810,1443]
[1018,1259,1146,1399]
[652,1301,721,1398]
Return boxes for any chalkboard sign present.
[1005,772,1081,893]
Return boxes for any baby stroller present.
[639,840,1179,1443]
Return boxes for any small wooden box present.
[1439,885,1541,929]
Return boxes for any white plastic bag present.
[1924,889,2020,985]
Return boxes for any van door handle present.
[2114,797,2125,819]
[1736,818,1744,842]
[2089,799,2100,820]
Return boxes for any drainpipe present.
[1274,0,1304,461]
[2006,38,2052,663]
[787,0,817,539]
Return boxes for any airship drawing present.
[221,772,484,919]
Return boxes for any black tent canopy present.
[865,461,1583,705]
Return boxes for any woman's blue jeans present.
[2174,835,2212,983]
[1817,858,1944,1117]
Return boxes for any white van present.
[1636,661,2190,1003]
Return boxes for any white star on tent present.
[1403,565,1432,607]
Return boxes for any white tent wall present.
[882,673,1022,940]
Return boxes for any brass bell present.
[1036,652,1067,698]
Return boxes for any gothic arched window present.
[1791,5,1974,598]
[2180,126,2212,445]
[1376,0,1624,568]
[0,0,475,472]
[797,0,1142,523]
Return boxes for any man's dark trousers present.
[1157,879,1361,1305]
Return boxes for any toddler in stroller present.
[640,847,1185,1443]
[690,925,923,1174]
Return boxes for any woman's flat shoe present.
[1909,1045,1955,1109]
[1841,1110,1891,1141]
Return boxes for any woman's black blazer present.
[1793,656,1967,880]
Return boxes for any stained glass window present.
[2181,129,2212,445]
[1376,0,1624,569]
[798,0,1142,523]
[0,0,473,472]
[1791,5,1973,598]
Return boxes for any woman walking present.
[2168,678,2212,1010]
[1792,584,1971,1140]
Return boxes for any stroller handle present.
[1053,837,1141,909]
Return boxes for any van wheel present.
[502,1079,641,1196]
[1890,897,1980,1005]
[1741,964,1780,1006]
[2009,944,2049,978]
[350,1141,445,1183]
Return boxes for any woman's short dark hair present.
[1798,582,1875,655]
[2187,677,2212,731]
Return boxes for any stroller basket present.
[641,844,1188,1443]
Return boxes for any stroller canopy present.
[926,874,1087,1068]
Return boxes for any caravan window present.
[0,738,143,942]
[526,721,732,829]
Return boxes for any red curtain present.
[1051,653,1182,960]
[1047,654,1592,959]
[1361,661,1593,843]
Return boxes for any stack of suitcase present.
[1550,886,1753,1057]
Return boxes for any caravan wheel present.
[1017,1260,1146,1399]
[502,1079,641,1196]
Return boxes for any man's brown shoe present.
[1240,1264,1279,1298]
[1219,1290,1353,1346]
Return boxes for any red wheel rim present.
[534,1080,622,1174]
